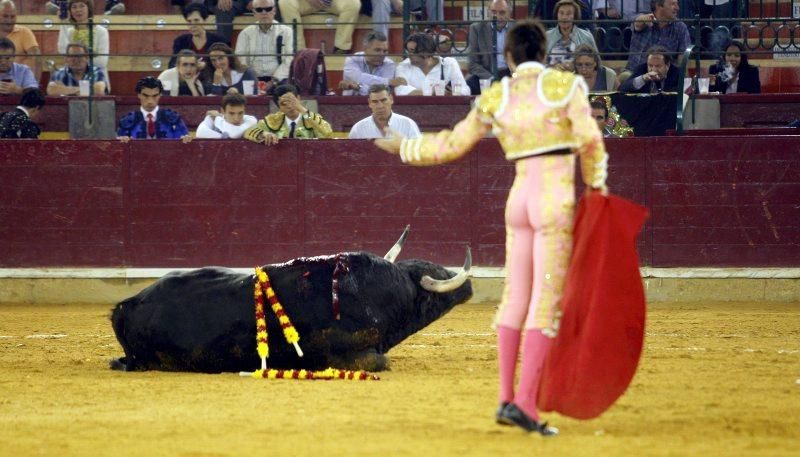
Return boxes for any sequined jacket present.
[244,111,332,141]
[399,61,608,189]
[0,108,40,139]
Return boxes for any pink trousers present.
[495,154,575,331]
[495,153,575,419]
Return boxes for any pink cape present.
[538,192,649,419]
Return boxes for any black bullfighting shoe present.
[499,403,559,436]
[495,402,512,425]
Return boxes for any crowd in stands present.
[0,0,769,140]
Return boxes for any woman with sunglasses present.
[376,19,607,435]
[169,3,227,69]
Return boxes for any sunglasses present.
[253,6,274,12]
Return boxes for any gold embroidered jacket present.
[399,61,608,189]
[244,111,333,142]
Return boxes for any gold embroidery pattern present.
[265,112,285,131]
[532,155,574,332]
[540,70,576,105]
[477,82,503,119]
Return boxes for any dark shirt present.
[620,63,680,94]
[0,108,40,139]
[178,81,194,96]
[709,63,761,94]
[169,32,228,68]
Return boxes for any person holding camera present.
[0,37,37,95]
[619,45,679,94]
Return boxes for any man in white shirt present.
[394,33,471,96]
[348,83,421,139]
[192,93,260,140]
[234,0,293,93]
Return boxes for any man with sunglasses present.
[235,0,293,93]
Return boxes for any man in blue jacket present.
[117,76,191,143]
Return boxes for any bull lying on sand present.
[110,228,473,373]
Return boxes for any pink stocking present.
[497,325,521,404]
[513,329,552,421]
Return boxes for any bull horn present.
[383,225,411,263]
[420,247,472,293]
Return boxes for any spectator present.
[534,0,592,27]
[46,42,107,96]
[0,87,45,138]
[544,0,597,68]
[116,76,190,142]
[394,33,471,96]
[623,0,690,79]
[244,83,332,140]
[201,42,258,95]
[234,0,294,92]
[590,99,614,137]
[193,93,259,139]
[572,44,619,91]
[206,0,249,45]
[278,0,361,53]
[169,3,227,68]
[709,40,760,94]
[158,49,206,96]
[620,45,679,93]
[348,83,421,139]
[592,0,651,22]
[408,0,443,22]
[0,38,37,95]
[466,0,513,95]
[45,1,66,16]
[57,0,110,88]
[0,0,42,82]
[369,0,403,38]
[103,0,125,14]
[340,31,402,96]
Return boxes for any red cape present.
[538,192,649,420]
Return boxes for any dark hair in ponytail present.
[503,19,547,67]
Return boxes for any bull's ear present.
[420,247,472,293]
[383,225,411,263]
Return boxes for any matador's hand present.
[374,128,404,155]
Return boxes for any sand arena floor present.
[1,300,798,456]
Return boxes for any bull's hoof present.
[109,357,129,371]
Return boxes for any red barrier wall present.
[1,136,798,268]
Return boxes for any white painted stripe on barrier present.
[1,267,800,279]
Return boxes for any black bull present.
[110,248,473,373]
